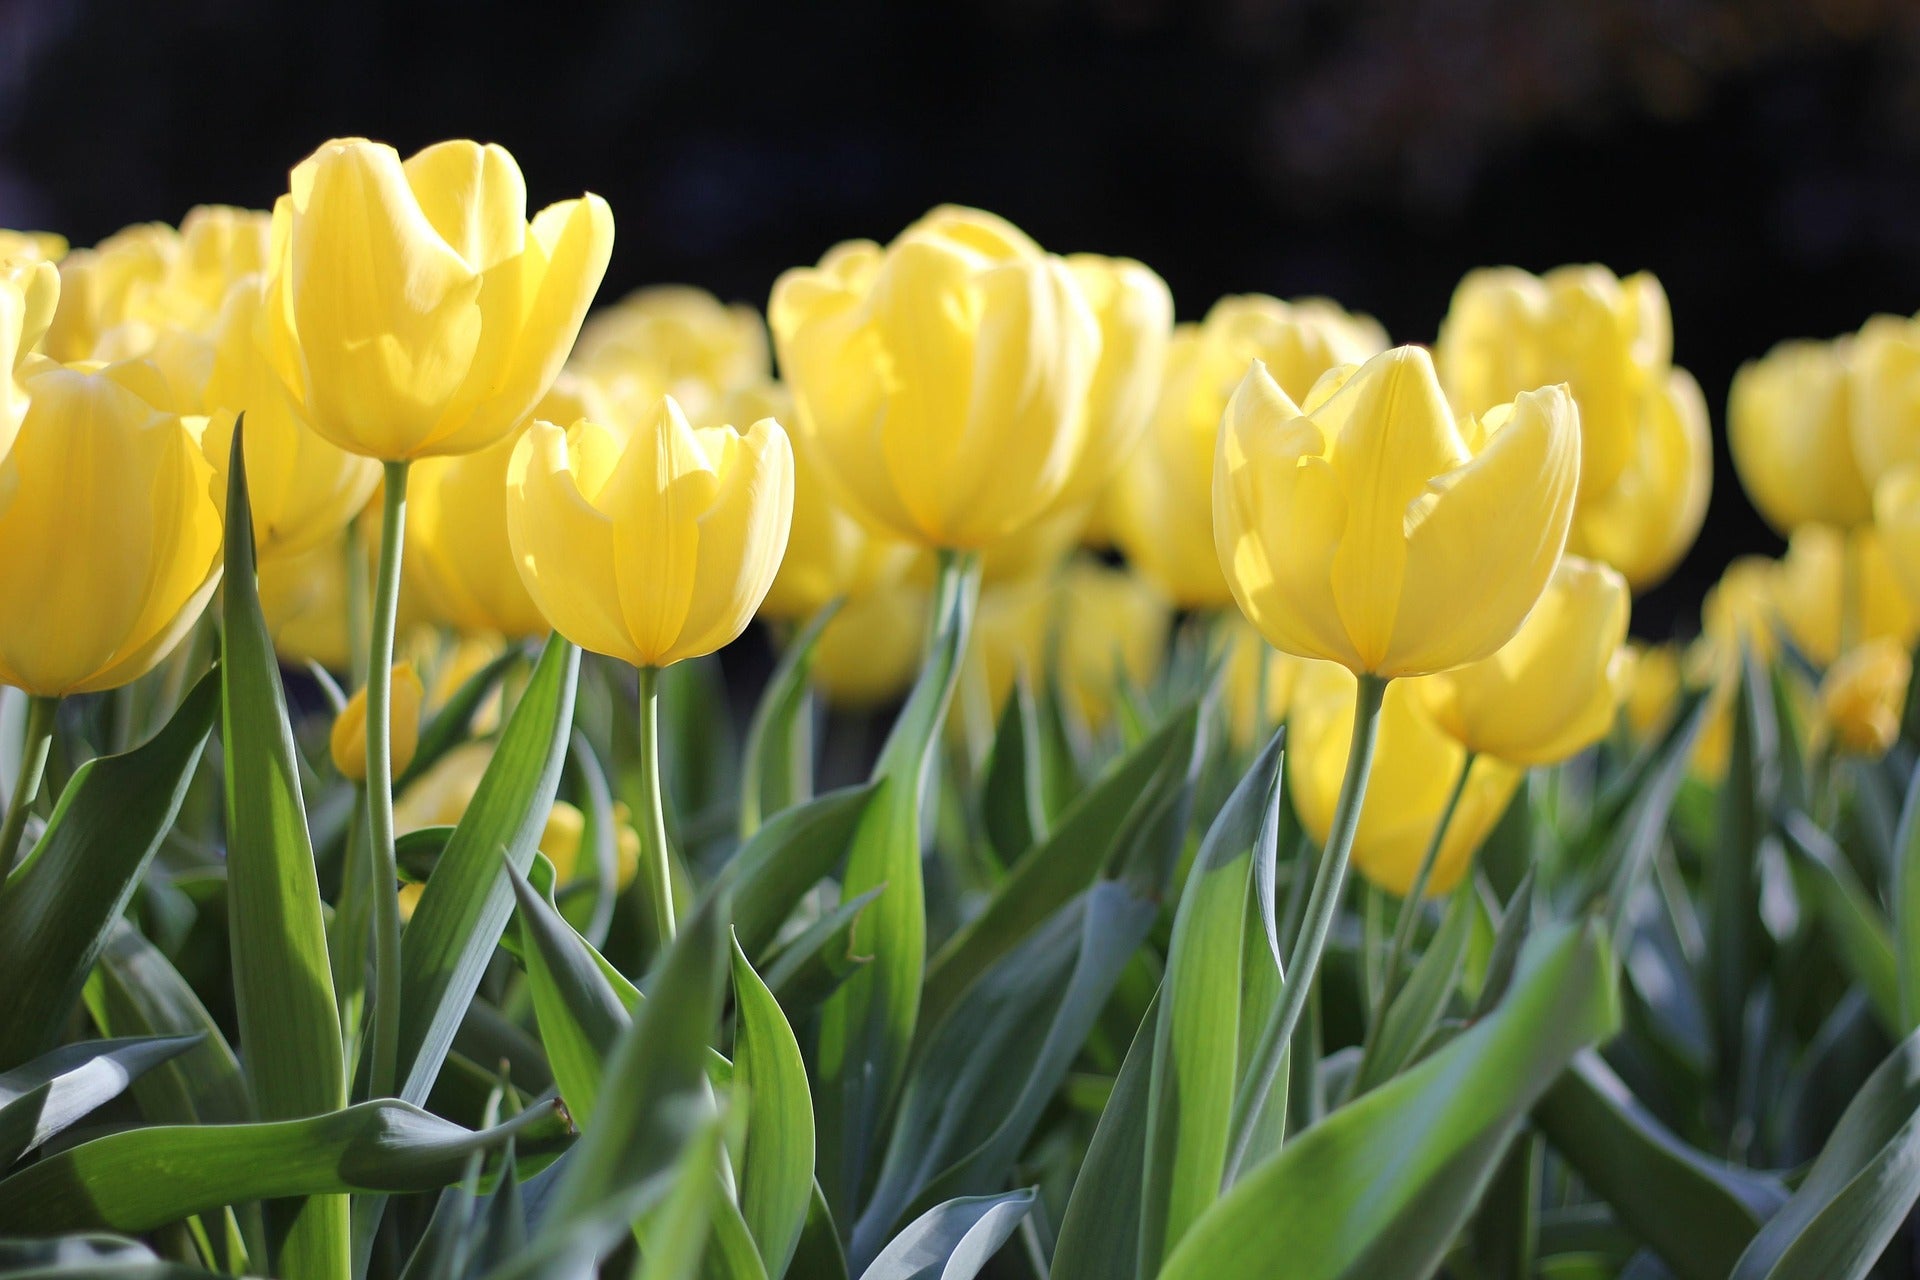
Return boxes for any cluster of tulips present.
[1,133,1917,1280]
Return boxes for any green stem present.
[345,513,371,692]
[366,460,409,1101]
[1223,672,1388,1186]
[637,665,676,944]
[0,694,58,878]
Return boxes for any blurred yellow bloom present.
[571,285,770,427]
[200,276,381,560]
[330,662,423,781]
[257,535,354,672]
[1288,661,1522,898]
[1436,265,1708,590]
[0,230,65,266]
[1112,295,1387,606]
[1729,336,1872,533]
[1688,556,1789,780]
[1771,525,1915,667]
[951,574,1056,755]
[0,257,57,461]
[1622,641,1682,741]
[1055,254,1173,509]
[769,205,1101,549]
[1848,313,1920,488]
[1875,466,1920,612]
[1054,559,1169,733]
[809,583,929,710]
[1821,638,1909,758]
[1415,556,1631,767]
[978,500,1090,587]
[262,137,613,461]
[506,395,793,669]
[0,358,222,697]
[1218,614,1302,750]
[1213,345,1580,679]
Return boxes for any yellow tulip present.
[0,358,222,697]
[1055,559,1170,734]
[261,137,613,461]
[506,394,794,669]
[1288,661,1522,898]
[257,535,354,672]
[978,499,1090,587]
[1688,556,1787,781]
[0,257,57,461]
[572,285,770,427]
[330,662,424,781]
[42,222,176,363]
[1821,638,1909,758]
[809,583,929,710]
[1622,641,1682,742]
[1848,313,1920,487]
[0,230,65,266]
[768,204,1101,549]
[1055,254,1173,509]
[1876,466,1920,611]
[1729,337,1872,533]
[200,276,381,560]
[1112,295,1387,606]
[1218,614,1302,750]
[1415,556,1631,766]
[1213,345,1581,679]
[1771,524,1915,667]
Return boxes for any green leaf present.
[980,677,1049,863]
[0,668,217,1072]
[218,419,349,1279]
[1052,992,1160,1280]
[1140,731,1284,1266]
[857,1188,1035,1280]
[763,885,883,1012]
[635,1107,727,1280]
[741,602,838,836]
[0,1034,201,1168]
[0,1097,570,1235]
[704,783,882,962]
[922,705,1197,1035]
[509,860,629,1127]
[788,1182,852,1280]
[0,1234,214,1279]
[1471,869,1535,1018]
[1893,766,1920,1034]
[1731,1023,1920,1280]
[1779,811,1900,1033]
[1707,653,1769,1086]
[816,553,979,1218]
[1356,882,1475,1094]
[397,644,524,794]
[1160,922,1619,1280]
[1593,688,1711,938]
[730,935,815,1277]
[1535,1051,1784,1280]
[398,632,580,1106]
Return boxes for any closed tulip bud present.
[1622,641,1682,742]
[754,380,914,622]
[1729,337,1872,534]
[1055,254,1173,508]
[1056,559,1169,734]
[0,257,57,461]
[1771,525,1915,668]
[810,583,930,710]
[1821,638,1909,758]
[1415,556,1631,766]
[262,138,613,461]
[1848,313,1920,488]
[507,395,794,668]
[769,205,1101,549]
[330,662,424,781]
[1876,466,1920,611]
[200,277,381,560]
[257,535,354,672]
[1288,661,1522,898]
[0,358,222,697]
[572,285,771,427]
[1219,614,1303,749]
[1113,296,1387,606]
[1214,345,1581,679]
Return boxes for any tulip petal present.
[673,419,795,663]
[507,420,637,663]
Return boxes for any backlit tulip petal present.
[1729,336,1872,533]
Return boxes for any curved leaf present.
[741,601,837,836]
[704,783,882,962]
[0,1034,201,1168]
[731,936,815,1277]
[857,1188,1034,1280]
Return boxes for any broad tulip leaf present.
[1893,765,1920,1035]
[703,782,882,962]
[398,632,580,1106]
[509,861,630,1128]
[730,936,815,1278]
[0,667,216,1071]
[0,1234,213,1279]
[740,601,837,836]
[856,1188,1035,1280]
[1052,992,1161,1280]
[0,1097,570,1235]
[1594,688,1711,937]
[764,885,884,1012]
[219,421,350,1279]
[788,1182,851,1280]
[1779,812,1900,1034]
[1707,654,1771,1086]
[980,678,1051,863]
[0,1034,201,1169]
[1355,881,1476,1095]
[1159,922,1619,1280]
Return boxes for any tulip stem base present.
[366,460,410,1102]
[1224,670,1388,1187]
[637,665,676,945]
[0,695,58,880]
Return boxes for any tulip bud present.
[1288,661,1522,898]
[572,285,771,427]
[1415,556,1631,767]
[261,137,613,461]
[1213,345,1580,679]
[1821,638,1910,758]
[1848,313,1920,489]
[0,358,222,697]
[330,662,424,782]
[1113,295,1387,607]
[769,205,1101,549]
[1729,337,1872,534]
[506,395,794,669]
[1771,525,1915,668]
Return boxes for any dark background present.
[5,0,1919,638]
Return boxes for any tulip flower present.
[810,584,930,711]
[1874,467,1920,613]
[1055,254,1173,509]
[257,535,355,673]
[1218,614,1302,750]
[1113,294,1386,606]
[0,257,57,462]
[1729,337,1872,534]
[572,284,771,427]
[1848,313,1920,488]
[508,393,793,939]
[1435,265,1709,590]
[1820,638,1909,758]
[1622,641,1683,742]
[768,204,1101,550]
[330,663,424,782]
[1771,525,1915,667]
[0,357,223,869]
[1688,556,1785,780]
[1416,556,1632,767]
